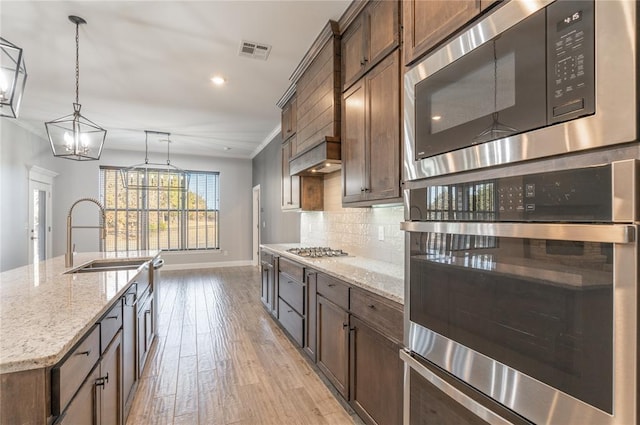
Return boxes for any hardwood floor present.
[126,267,360,425]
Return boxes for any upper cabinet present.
[342,0,399,91]
[403,0,480,66]
[341,0,402,207]
[281,94,297,143]
[294,21,342,156]
[342,51,401,205]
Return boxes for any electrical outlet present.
[378,226,384,241]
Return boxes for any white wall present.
[0,120,254,272]
[301,172,404,266]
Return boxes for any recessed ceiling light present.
[211,76,226,86]
[223,146,231,151]
[432,115,442,121]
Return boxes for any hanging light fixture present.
[0,37,28,118]
[46,15,106,161]
[120,130,190,191]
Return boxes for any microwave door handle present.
[400,221,635,244]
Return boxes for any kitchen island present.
[0,250,159,424]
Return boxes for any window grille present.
[99,166,219,251]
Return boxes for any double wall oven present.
[401,0,639,424]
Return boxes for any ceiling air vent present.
[239,40,271,60]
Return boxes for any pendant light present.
[120,130,190,192]
[0,37,28,118]
[46,15,107,161]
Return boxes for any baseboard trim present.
[162,260,255,271]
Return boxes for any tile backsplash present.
[300,172,404,266]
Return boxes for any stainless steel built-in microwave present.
[404,0,638,181]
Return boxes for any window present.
[100,166,220,251]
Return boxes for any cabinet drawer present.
[317,273,349,310]
[350,288,403,342]
[52,325,100,415]
[278,298,304,347]
[100,299,123,354]
[279,273,305,314]
[279,257,305,282]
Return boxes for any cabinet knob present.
[342,322,349,329]
[76,350,91,357]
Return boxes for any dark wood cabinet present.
[403,0,480,65]
[281,94,297,142]
[350,317,403,425]
[304,270,318,361]
[342,0,399,91]
[122,286,137,414]
[56,365,100,425]
[317,295,350,398]
[99,331,123,425]
[277,258,306,348]
[137,292,154,377]
[260,250,278,317]
[281,138,324,211]
[342,50,401,205]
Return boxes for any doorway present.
[28,166,57,264]
[252,185,261,267]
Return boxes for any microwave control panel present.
[546,0,595,123]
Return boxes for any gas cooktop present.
[286,247,349,258]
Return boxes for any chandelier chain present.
[75,20,80,105]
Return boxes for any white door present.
[28,180,52,264]
[252,185,261,267]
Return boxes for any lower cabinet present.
[260,250,278,317]
[98,331,123,425]
[137,291,154,377]
[304,270,317,361]
[56,365,100,425]
[122,285,137,412]
[316,295,350,398]
[350,316,403,425]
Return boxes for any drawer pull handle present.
[368,304,376,309]
[76,350,91,356]
[343,323,349,329]
[106,315,119,320]
[288,310,293,313]
[328,284,336,287]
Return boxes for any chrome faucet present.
[66,198,106,267]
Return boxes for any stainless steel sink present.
[66,258,148,274]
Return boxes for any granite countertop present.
[0,251,159,374]
[261,244,404,305]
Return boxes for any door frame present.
[28,166,58,264]
[252,184,261,267]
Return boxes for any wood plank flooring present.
[126,267,360,425]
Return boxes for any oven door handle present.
[400,221,636,244]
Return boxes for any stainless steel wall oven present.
[401,153,639,424]
[403,0,637,180]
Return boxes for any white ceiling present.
[0,0,350,158]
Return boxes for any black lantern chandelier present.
[46,16,107,161]
[120,130,190,192]
[0,37,28,118]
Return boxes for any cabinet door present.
[57,366,100,425]
[316,295,350,398]
[99,331,123,425]
[368,0,399,69]
[137,296,153,377]
[342,15,366,91]
[281,96,297,141]
[304,271,317,361]
[122,288,137,409]
[350,317,402,425]
[365,50,400,201]
[342,79,366,203]
[403,0,480,65]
